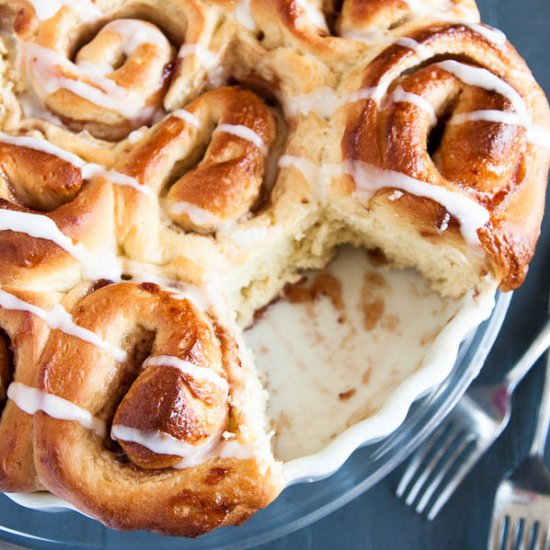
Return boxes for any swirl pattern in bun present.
[0,0,547,538]
[33,281,280,536]
[326,22,550,294]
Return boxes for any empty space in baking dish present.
[244,245,496,482]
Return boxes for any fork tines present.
[489,483,550,550]
[396,420,485,520]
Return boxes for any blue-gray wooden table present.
[0,0,548,548]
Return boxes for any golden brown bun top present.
[340,22,550,289]
[34,281,281,536]
[120,86,277,233]
[40,282,229,469]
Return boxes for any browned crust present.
[117,86,276,234]
[34,283,283,537]
[0,180,116,291]
[36,435,279,537]
[0,288,53,492]
[342,22,550,289]
[250,0,359,65]
[249,0,478,67]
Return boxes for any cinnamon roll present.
[0,287,55,492]
[0,133,119,290]
[233,0,479,74]
[0,0,228,161]
[326,22,550,294]
[33,281,282,536]
[113,86,278,261]
[116,85,278,237]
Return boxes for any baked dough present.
[0,0,547,537]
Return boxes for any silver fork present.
[488,343,550,550]
[396,311,550,520]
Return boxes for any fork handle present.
[530,346,550,456]
[504,317,550,393]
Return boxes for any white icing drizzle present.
[75,60,112,78]
[26,0,101,23]
[24,40,159,120]
[285,85,386,119]
[214,124,267,155]
[279,156,489,246]
[462,23,507,46]
[177,44,219,69]
[394,36,429,55]
[351,161,490,246]
[177,44,224,86]
[7,382,106,436]
[0,289,127,361]
[0,132,156,200]
[449,110,550,150]
[143,356,229,391]
[171,109,201,128]
[123,272,215,312]
[102,169,157,201]
[387,190,404,201]
[278,155,322,186]
[0,132,85,168]
[96,19,168,58]
[219,224,275,246]
[127,129,146,144]
[214,439,254,461]
[111,425,252,468]
[389,86,437,125]
[362,80,394,105]
[452,111,527,127]
[111,425,217,462]
[0,210,121,281]
[434,60,529,119]
[285,87,340,119]
[526,125,550,150]
[278,155,347,198]
[436,61,550,149]
[235,0,257,31]
[295,0,328,31]
[17,87,65,125]
[402,0,453,17]
[168,201,224,227]
[344,86,380,105]
[8,382,250,468]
